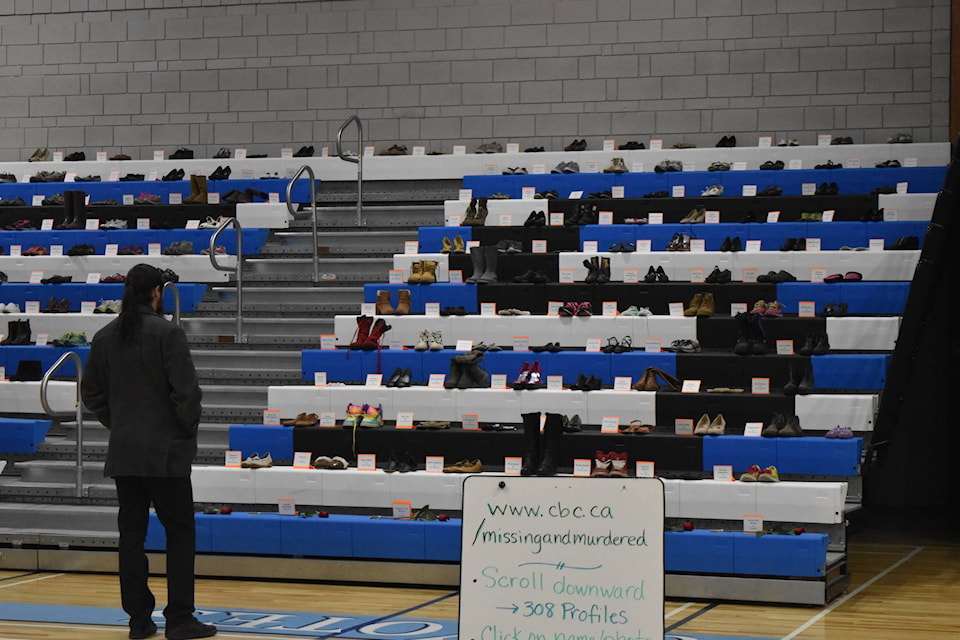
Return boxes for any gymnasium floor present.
[0,528,957,640]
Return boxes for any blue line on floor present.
[313,591,460,640]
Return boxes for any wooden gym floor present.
[0,527,957,640]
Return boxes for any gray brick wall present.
[0,0,949,160]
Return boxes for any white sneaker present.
[701,185,723,197]
[4,302,21,313]
[637,307,652,316]
[414,330,429,351]
[429,330,443,351]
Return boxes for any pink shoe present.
[511,362,532,389]
[576,302,593,317]
[825,425,853,439]
[529,360,543,387]
[764,300,783,317]
[751,300,767,314]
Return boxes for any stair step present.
[0,503,117,531]
[243,257,392,281]
[262,230,416,255]
[182,317,334,337]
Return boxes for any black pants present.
[115,475,196,629]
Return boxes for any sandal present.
[614,336,633,353]
[601,337,620,353]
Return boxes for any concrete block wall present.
[0,0,949,161]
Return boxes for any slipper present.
[843,271,862,281]
[823,274,844,283]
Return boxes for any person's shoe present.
[694,413,710,435]
[164,617,216,640]
[130,620,158,639]
[591,451,611,477]
[684,293,703,317]
[758,466,780,482]
[825,425,853,439]
[739,464,761,482]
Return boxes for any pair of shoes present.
[513,269,550,283]
[495,239,522,253]
[619,421,652,434]
[886,133,912,143]
[551,161,580,173]
[825,425,854,439]
[603,157,628,173]
[443,459,482,473]
[783,361,815,395]
[502,167,528,175]
[384,451,418,472]
[643,190,669,198]
[667,339,701,353]
[643,266,669,283]
[100,273,125,283]
[1,319,31,344]
[416,421,450,430]
[343,403,383,428]
[608,242,636,252]
[440,305,466,316]
[524,146,544,152]
[520,412,565,476]
[110,153,131,160]
[170,147,194,159]
[655,159,683,173]
[666,232,691,251]
[408,260,438,284]
[476,141,502,154]
[592,451,629,476]
[739,464,779,482]
[27,147,49,162]
[694,413,726,435]
[511,361,544,389]
[313,455,349,469]
[758,185,782,196]
[756,270,796,283]
[672,142,696,149]
[558,302,592,317]
[734,312,767,355]
[445,353,490,389]
[562,414,583,433]
[759,160,784,170]
[50,331,88,347]
[751,300,783,317]
[281,412,318,427]
[823,271,862,283]
[41,274,73,284]
[680,207,705,223]
[814,160,842,170]
[798,332,830,356]
[819,302,848,317]
[43,297,71,313]
[531,342,561,353]
[601,336,633,353]
[716,135,737,147]
[569,374,602,391]
[831,136,853,145]
[534,190,558,199]
[583,256,610,284]
[208,165,231,181]
[414,330,442,352]
[565,203,598,225]
[701,185,723,197]
[378,144,407,156]
[164,241,193,256]
[705,266,732,283]
[564,139,587,151]
[762,413,803,437]
[619,140,645,150]
[620,305,652,316]
[815,182,839,195]
[632,367,681,391]
[860,208,885,222]
[375,289,410,315]
[212,147,231,158]
[522,210,546,226]
[348,315,391,350]
[684,293,715,317]
[497,308,530,316]
[887,236,919,250]
[439,235,465,253]
[93,299,122,313]
[241,452,273,468]
[708,161,731,171]
[466,245,498,283]
[719,236,741,252]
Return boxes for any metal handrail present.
[162,281,181,326]
[335,115,364,227]
[286,165,319,283]
[39,352,85,498]
[208,217,244,343]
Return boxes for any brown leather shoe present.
[282,412,306,426]
[376,290,395,314]
[395,289,411,315]
[293,412,318,427]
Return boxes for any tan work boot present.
[697,292,715,317]
[453,235,465,253]
[440,237,453,253]
[376,290,395,315]
[684,293,703,316]
[408,261,423,284]
[419,260,438,284]
[395,289,411,315]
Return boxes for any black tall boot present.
[749,313,767,355]
[12,319,31,345]
[733,312,752,355]
[465,246,485,284]
[783,361,802,396]
[1,320,21,345]
[535,413,564,476]
[58,190,75,229]
[798,361,814,395]
[71,191,87,229]
[520,412,541,476]
[478,245,498,283]
[459,363,490,389]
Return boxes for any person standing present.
[82,264,216,640]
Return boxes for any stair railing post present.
[336,115,364,227]
[208,217,244,342]
[285,165,319,284]
[39,352,84,499]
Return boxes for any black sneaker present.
[129,621,157,639]
[164,618,216,640]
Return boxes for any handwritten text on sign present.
[459,476,664,640]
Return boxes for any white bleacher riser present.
[826,317,900,350]
[191,467,257,503]
[332,315,697,349]
[0,313,116,337]
[233,202,291,229]
[251,467,323,504]
[557,251,920,282]
[877,193,937,221]
[387,471,466,511]
[795,394,877,433]
[755,482,847,524]
[0,255,234,284]
[0,381,76,413]
[321,468,389,508]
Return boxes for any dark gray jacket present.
[82,305,202,478]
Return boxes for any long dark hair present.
[119,264,164,343]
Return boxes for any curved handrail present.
[208,217,244,343]
[162,281,181,326]
[286,165,319,283]
[336,115,364,227]
[39,351,85,498]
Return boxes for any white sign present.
[459,476,665,640]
